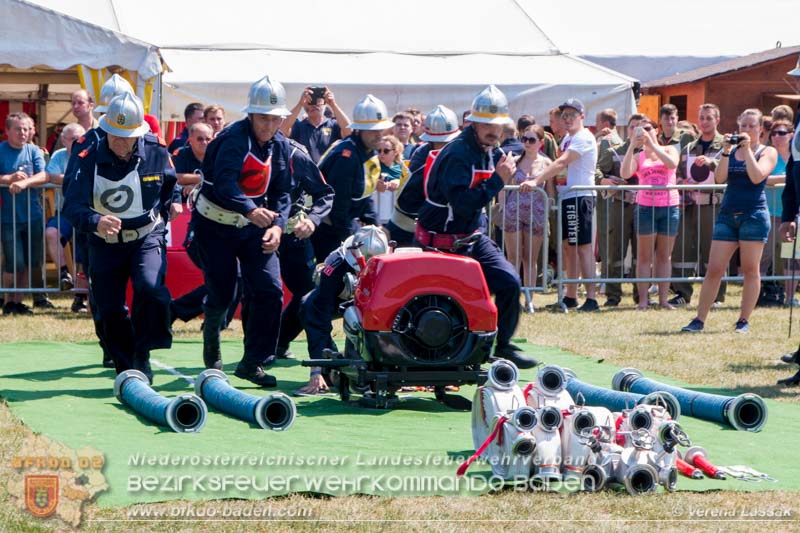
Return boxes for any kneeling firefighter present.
[297,225,389,394]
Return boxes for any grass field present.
[1,289,799,532]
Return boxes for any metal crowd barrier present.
[553,182,791,307]
[0,183,73,298]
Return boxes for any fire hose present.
[613,368,767,432]
[114,370,207,433]
[195,369,296,430]
[564,374,681,420]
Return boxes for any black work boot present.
[202,307,226,370]
[133,352,153,385]
[780,350,800,365]
[234,362,277,387]
[203,345,223,370]
[494,344,539,369]
[276,345,295,359]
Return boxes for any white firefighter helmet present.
[348,94,394,131]
[466,85,513,125]
[789,54,800,76]
[241,76,291,116]
[420,105,460,142]
[99,92,150,137]
[342,225,389,270]
[95,74,134,113]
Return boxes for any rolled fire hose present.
[564,375,681,421]
[613,368,767,432]
[114,370,207,433]
[195,369,296,430]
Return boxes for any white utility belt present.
[196,194,250,228]
[390,210,417,233]
[95,216,162,244]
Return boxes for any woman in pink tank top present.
[621,118,680,309]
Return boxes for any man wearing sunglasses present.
[521,98,599,312]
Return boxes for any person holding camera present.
[682,108,778,333]
[281,85,352,163]
[621,118,680,310]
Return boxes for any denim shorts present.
[713,208,770,243]
[636,205,680,236]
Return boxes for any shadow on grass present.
[109,403,180,434]
[691,383,800,400]
[1,364,111,381]
[296,393,472,417]
[0,386,113,402]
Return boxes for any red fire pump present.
[304,249,498,408]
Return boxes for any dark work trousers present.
[385,220,415,247]
[277,234,316,351]
[310,222,343,263]
[414,233,521,350]
[79,231,112,361]
[192,216,283,368]
[671,203,726,302]
[170,232,241,326]
[87,229,172,374]
[597,196,637,302]
[300,257,349,361]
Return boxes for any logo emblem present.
[100,185,135,213]
[116,113,126,126]
[269,93,278,105]
[376,112,383,120]
[488,105,498,114]
[25,475,59,518]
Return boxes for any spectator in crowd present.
[44,123,85,293]
[387,105,460,247]
[392,112,416,160]
[0,113,50,314]
[311,95,390,262]
[593,108,625,305]
[282,86,352,164]
[462,109,471,129]
[771,104,794,123]
[71,89,98,133]
[518,114,558,160]
[595,109,622,147]
[502,124,552,311]
[763,119,796,305]
[760,116,774,146]
[595,113,646,306]
[547,107,567,145]
[63,93,181,380]
[373,134,407,224]
[204,105,226,137]
[168,102,204,153]
[417,85,537,368]
[677,120,700,138]
[46,122,66,154]
[670,104,726,307]
[406,107,425,142]
[191,76,292,386]
[682,108,777,333]
[173,122,214,198]
[621,118,681,309]
[499,122,523,157]
[657,104,696,149]
[522,98,599,312]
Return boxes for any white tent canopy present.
[161,49,636,126]
[1,0,161,80]
[25,0,636,124]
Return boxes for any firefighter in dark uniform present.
[63,75,136,368]
[416,85,537,370]
[387,105,461,247]
[275,139,335,359]
[310,94,394,261]
[63,92,181,383]
[190,75,292,387]
[297,225,389,394]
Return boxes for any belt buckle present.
[234,216,248,229]
[121,229,138,242]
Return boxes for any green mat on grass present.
[0,339,796,506]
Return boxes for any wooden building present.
[640,46,800,133]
